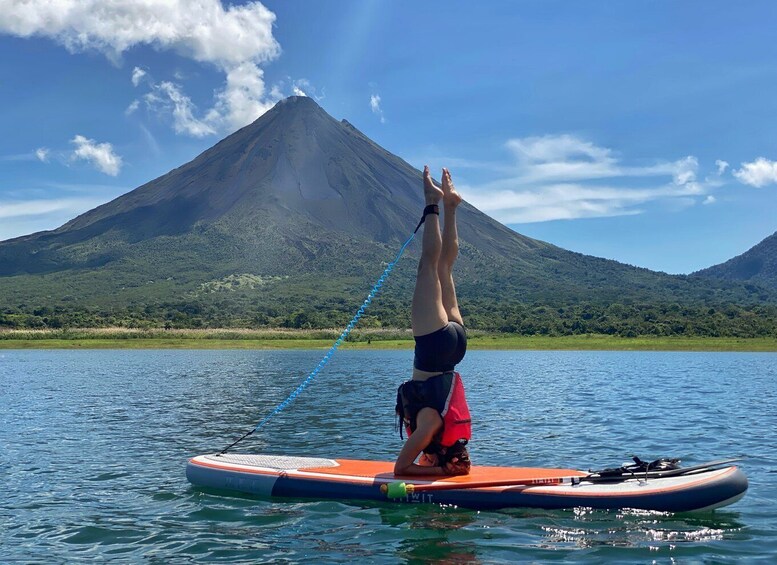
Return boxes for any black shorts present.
[413,321,467,373]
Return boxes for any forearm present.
[395,463,447,477]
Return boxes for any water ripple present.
[1,349,775,562]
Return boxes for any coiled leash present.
[218,206,437,455]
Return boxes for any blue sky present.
[1,1,775,274]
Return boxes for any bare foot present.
[441,168,462,208]
[423,165,443,204]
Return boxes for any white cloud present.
[715,159,729,175]
[703,195,716,205]
[732,157,777,188]
[293,79,322,100]
[0,197,98,220]
[35,147,50,162]
[143,67,275,136]
[370,94,385,123]
[205,63,275,133]
[0,1,280,66]
[0,195,116,241]
[125,99,140,115]
[672,156,697,186]
[453,134,722,223]
[153,82,216,137]
[291,78,309,97]
[465,179,708,224]
[0,0,283,135]
[70,135,123,176]
[131,66,146,86]
[507,134,614,165]
[501,134,696,184]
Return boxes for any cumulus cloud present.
[131,66,147,86]
[703,195,716,205]
[0,1,280,66]
[35,147,50,162]
[70,135,123,176]
[449,134,721,223]
[732,157,777,188]
[715,159,729,175]
[370,94,385,123]
[205,63,275,133]
[0,0,282,135]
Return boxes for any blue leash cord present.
[218,231,418,455]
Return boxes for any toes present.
[423,165,434,187]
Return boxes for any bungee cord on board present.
[218,215,431,456]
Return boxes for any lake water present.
[2,349,776,563]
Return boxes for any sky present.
[0,0,775,274]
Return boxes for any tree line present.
[2,300,776,338]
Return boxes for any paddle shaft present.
[381,475,580,497]
[408,476,576,492]
[382,460,741,497]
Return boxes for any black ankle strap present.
[414,204,439,233]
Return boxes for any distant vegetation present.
[2,295,775,338]
[2,328,776,352]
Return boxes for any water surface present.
[2,349,775,562]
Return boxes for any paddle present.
[380,458,742,498]
[380,475,580,498]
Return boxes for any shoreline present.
[1,329,776,351]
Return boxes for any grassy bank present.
[1,328,776,351]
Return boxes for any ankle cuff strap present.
[414,204,440,233]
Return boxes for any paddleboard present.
[186,454,747,512]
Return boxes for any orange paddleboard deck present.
[186,453,747,512]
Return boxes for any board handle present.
[380,482,415,498]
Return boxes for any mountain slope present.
[0,96,774,328]
[694,231,777,289]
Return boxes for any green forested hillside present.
[695,231,777,289]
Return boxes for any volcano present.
[0,96,772,324]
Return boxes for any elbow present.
[394,461,409,476]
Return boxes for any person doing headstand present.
[394,166,471,477]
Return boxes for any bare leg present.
[439,168,464,326]
[411,166,448,337]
